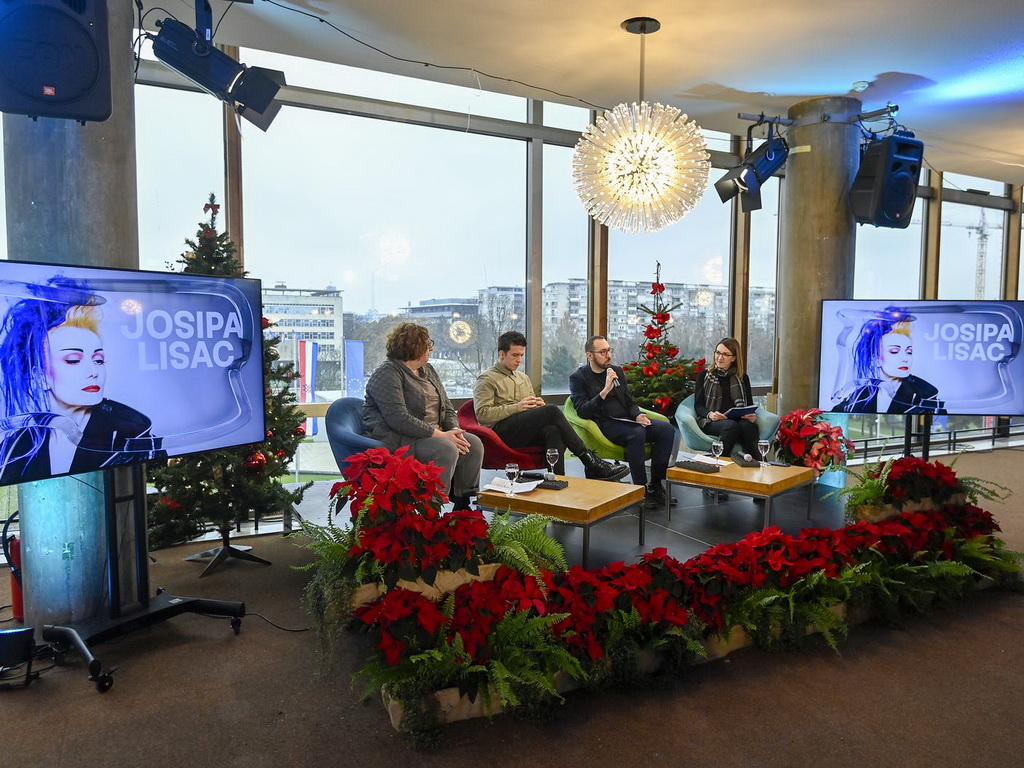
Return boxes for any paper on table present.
[677,451,730,466]
[482,477,544,494]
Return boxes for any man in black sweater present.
[568,335,677,508]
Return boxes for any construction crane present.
[968,210,989,299]
[943,210,1003,299]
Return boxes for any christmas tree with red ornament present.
[148,195,311,558]
[621,261,706,418]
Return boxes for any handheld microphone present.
[612,377,620,387]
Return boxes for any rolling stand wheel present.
[93,672,114,693]
[230,616,242,635]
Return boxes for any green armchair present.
[562,397,676,463]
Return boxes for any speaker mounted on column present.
[850,134,924,228]
[0,0,112,123]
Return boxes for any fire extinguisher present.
[3,511,22,623]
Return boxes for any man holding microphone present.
[568,335,677,508]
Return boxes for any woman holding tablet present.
[693,337,760,460]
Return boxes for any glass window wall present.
[135,86,224,273]
[607,185,732,369]
[240,105,525,399]
[541,144,589,392]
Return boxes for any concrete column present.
[3,1,140,633]
[776,96,862,414]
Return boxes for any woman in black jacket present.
[693,337,760,459]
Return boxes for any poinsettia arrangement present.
[305,447,1020,745]
[876,456,958,509]
[622,262,705,417]
[329,446,492,587]
[776,408,854,473]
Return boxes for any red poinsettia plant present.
[876,456,959,509]
[622,262,705,417]
[330,447,492,587]
[776,408,854,474]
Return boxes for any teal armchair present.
[562,397,675,463]
[675,393,780,455]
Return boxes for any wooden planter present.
[850,492,967,523]
[351,562,502,609]
[383,685,503,731]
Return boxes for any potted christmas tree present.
[148,196,312,575]
[621,262,705,419]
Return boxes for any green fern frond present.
[486,513,567,576]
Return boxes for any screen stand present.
[902,413,933,460]
[184,526,272,577]
[40,465,246,693]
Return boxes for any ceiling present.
[151,0,1024,186]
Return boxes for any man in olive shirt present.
[474,331,628,481]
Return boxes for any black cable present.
[193,610,310,632]
[257,0,606,111]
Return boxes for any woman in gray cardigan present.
[362,322,483,508]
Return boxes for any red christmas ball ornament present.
[645,351,655,359]
[294,425,306,437]
[276,450,286,458]
[265,430,274,439]
[244,451,267,471]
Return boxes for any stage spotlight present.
[715,130,789,212]
[151,18,285,131]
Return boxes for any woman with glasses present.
[693,337,760,460]
[362,321,483,509]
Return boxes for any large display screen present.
[819,300,1024,416]
[0,261,264,486]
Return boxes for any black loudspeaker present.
[0,0,111,122]
[850,135,924,228]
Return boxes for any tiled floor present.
[288,458,849,569]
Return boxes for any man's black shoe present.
[580,451,630,482]
[644,483,678,508]
[584,462,631,482]
[702,488,729,501]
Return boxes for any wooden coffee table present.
[477,476,646,568]
[665,461,816,528]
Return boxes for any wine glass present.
[545,448,559,478]
[710,440,724,461]
[504,462,519,497]
[758,439,771,469]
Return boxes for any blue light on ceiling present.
[927,57,1024,102]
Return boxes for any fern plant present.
[485,512,567,576]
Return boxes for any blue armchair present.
[675,393,780,456]
[325,397,384,473]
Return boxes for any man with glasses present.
[474,331,628,481]
[569,335,677,508]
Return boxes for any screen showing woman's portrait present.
[0,277,163,484]
[831,307,946,415]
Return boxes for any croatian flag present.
[297,339,318,436]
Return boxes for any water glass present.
[758,439,771,468]
[504,463,519,497]
[710,440,724,460]
[545,448,559,477]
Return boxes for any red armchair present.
[456,400,546,471]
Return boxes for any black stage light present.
[151,18,284,131]
[715,130,789,213]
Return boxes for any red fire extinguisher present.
[3,512,22,623]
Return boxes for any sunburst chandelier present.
[572,18,710,235]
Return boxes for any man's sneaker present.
[581,452,630,482]
[643,483,678,508]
